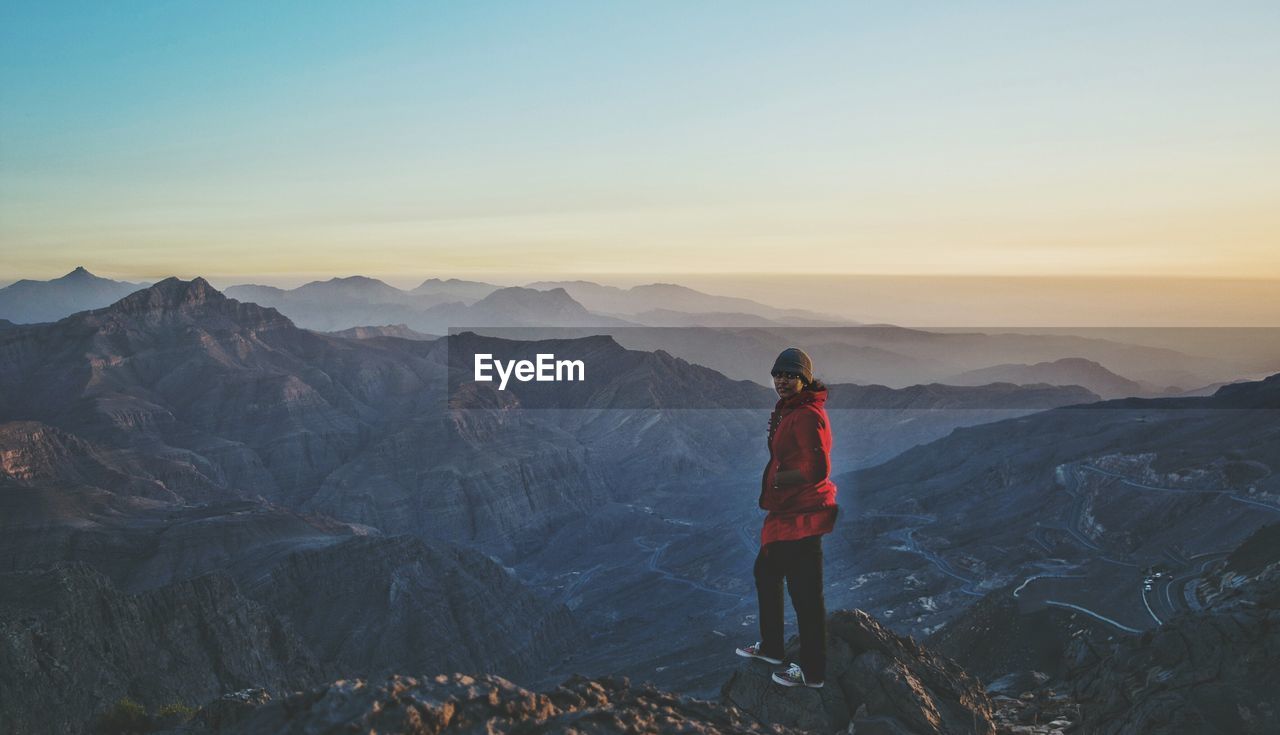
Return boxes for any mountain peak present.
[303,275,391,288]
[107,276,226,315]
[293,276,406,300]
[476,286,585,309]
[633,282,697,294]
[55,266,107,283]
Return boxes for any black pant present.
[753,534,826,682]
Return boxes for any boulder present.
[722,609,995,733]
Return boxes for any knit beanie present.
[771,347,813,384]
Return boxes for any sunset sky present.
[1,2,1277,306]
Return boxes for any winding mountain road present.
[634,535,742,601]
[1043,462,1275,629]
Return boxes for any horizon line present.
[7,268,1280,286]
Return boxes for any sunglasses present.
[771,371,804,381]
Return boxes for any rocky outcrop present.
[722,609,995,733]
[1065,554,1280,733]
[987,687,1080,735]
[190,672,810,734]
[0,563,323,734]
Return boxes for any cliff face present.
[1066,536,1280,734]
[0,563,324,734]
[147,607,997,735]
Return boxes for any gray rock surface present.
[722,609,995,734]
[0,563,323,734]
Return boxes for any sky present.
[1,2,1278,312]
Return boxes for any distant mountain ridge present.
[411,277,501,301]
[327,324,437,340]
[526,279,850,323]
[219,274,854,333]
[946,357,1149,399]
[0,266,149,324]
[597,324,1255,391]
[223,279,631,332]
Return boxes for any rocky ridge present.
[194,673,809,735]
[144,606,1000,735]
[723,609,996,733]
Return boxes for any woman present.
[735,347,838,688]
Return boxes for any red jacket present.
[759,386,838,546]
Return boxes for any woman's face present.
[772,371,804,399]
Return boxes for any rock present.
[722,608,995,733]
[987,684,1081,735]
[212,672,811,734]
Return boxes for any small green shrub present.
[94,697,151,734]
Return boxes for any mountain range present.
[8,269,1272,396]
[1,275,1278,732]
[944,357,1148,399]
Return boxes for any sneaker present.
[771,662,824,688]
[734,642,783,664]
